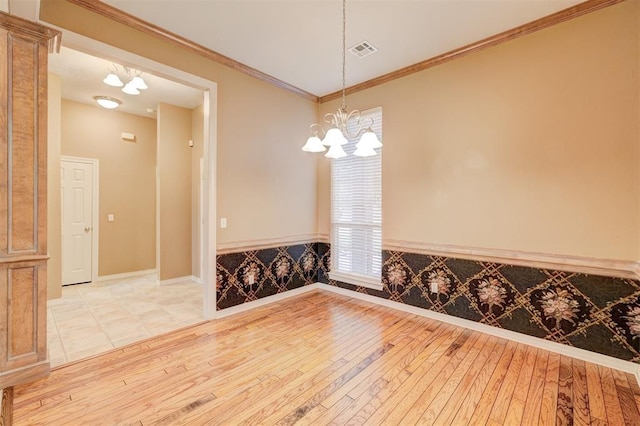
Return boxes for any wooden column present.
[0,12,60,425]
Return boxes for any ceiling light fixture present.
[130,75,148,90]
[103,72,124,87]
[94,96,121,109]
[302,0,382,158]
[122,82,140,95]
[102,64,148,95]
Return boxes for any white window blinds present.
[330,107,382,289]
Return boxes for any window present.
[329,107,382,290]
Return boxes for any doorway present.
[61,156,99,286]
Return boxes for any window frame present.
[328,106,383,291]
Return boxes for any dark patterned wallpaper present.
[218,242,640,363]
[216,243,318,310]
[318,243,640,364]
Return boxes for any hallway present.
[47,274,203,367]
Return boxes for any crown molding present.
[67,0,319,102]
[319,0,624,103]
[0,10,61,52]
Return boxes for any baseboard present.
[317,283,640,380]
[215,284,319,319]
[98,269,157,282]
[159,275,197,286]
[191,275,203,284]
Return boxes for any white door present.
[61,160,93,285]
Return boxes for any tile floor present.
[47,274,204,368]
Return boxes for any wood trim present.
[216,234,321,255]
[0,360,49,389]
[67,0,318,102]
[0,254,49,265]
[0,11,60,53]
[383,239,640,280]
[0,387,12,426]
[319,0,624,103]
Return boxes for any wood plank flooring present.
[13,291,640,425]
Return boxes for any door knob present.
[84,227,91,232]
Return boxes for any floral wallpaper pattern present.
[216,243,318,310]
[217,242,640,363]
[317,244,640,364]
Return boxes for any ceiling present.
[48,47,204,118]
[7,0,586,112]
[101,0,584,97]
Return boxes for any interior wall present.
[157,102,192,280]
[61,100,157,276]
[191,102,204,278]
[47,72,62,299]
[318,0,640,262]
[39,0,319,249]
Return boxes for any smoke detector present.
[349,41,378,58]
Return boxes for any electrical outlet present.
[220,218,227,228]
[248,273,254,285]
[430,281,438,293]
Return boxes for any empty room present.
[1,0,640,424]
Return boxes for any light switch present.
[430,281,439,293]
[108,214,115,222]
[220,218,227,228]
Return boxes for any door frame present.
[61,31,218,319]
[60,155,100,285]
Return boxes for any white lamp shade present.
[94,96,121,109]
[358,131,382,149]
[353,144,377,157]
[302,136,326,152]
[130,76,148,90]
[325,144,347,159]
[122,83,140,95]
[322,128,348,146]
[103,73,124,87]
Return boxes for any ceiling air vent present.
[349,41,377,58]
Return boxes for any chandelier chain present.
[341,0,346,111]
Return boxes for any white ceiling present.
[102,0,583,97]
[48,47,204,117]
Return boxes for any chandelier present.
[103,64,148,96]
[301,0,382,158]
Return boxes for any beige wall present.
[61,100,157,276]
[319,1,640,261]
[157,103,192,280]
[39,0,319,249]
[215,77,318,244]
[47,73,62,299]
[191,103,204,278]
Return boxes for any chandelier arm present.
[324,112,339,127]
[309,123,326,138]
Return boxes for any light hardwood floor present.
[13,291,640,425]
